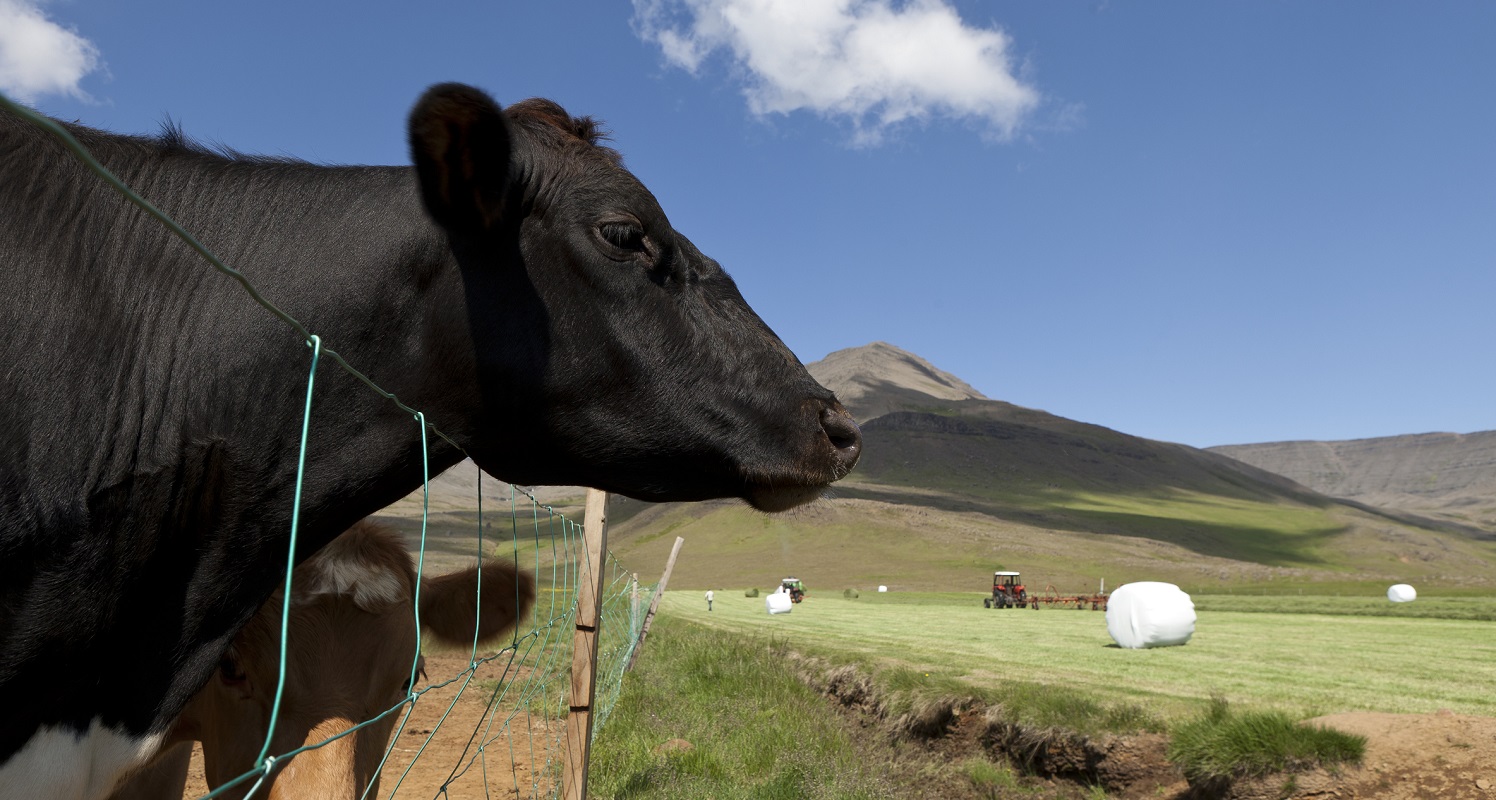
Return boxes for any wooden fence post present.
[630,572,641,630]
[625,536,684,673]
[562,489,609,800]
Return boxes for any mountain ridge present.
[1210,432,1496,532]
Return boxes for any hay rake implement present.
[1030,584,1109,611]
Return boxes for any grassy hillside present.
[602,399,1496,595]
[605,494,1496,597]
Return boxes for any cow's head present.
[408,84,860,512]
[172,521,534,799]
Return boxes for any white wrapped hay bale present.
[878,585,888,593]
[765,589,793,615]
[1106,582,1196,649]
[1387,584,1417,603]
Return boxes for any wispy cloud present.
[632,0,1040,145]
[0,0,103,103]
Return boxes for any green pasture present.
[590,617,895,800]
[661,591,1496,721]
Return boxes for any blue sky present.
[4,0,1492,448]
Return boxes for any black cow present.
[0,83,860,798]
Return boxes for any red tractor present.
[983,571,1029,609]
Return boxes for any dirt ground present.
[181,653,561,799]
[859,707,1496,800]
[1254,711,1496,800]
[962,710,1496,799]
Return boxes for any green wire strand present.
[254,334,321,770]
[359,412,434,800]
[410,413,430,696]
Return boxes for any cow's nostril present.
[819,408,862,474]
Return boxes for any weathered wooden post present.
[625,536,684,673]
[630,572,641,632]
[562,489,609,800]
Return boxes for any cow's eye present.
[599,221,647,254]
[218,655,247,684]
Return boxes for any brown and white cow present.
[111,519,534,800]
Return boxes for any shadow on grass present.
[832,483,1345,568]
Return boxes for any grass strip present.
[588,615,895,799]
[1167,697,1366,785]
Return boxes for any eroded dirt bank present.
[788,653,1496,799]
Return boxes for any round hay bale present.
[878,585,888,593]
[744,587,759,597]
[1105,582,1195,649]
[1387,583,1417,603]
[766,590,793,615]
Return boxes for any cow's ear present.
[409,83,513,233]
[419,561,535,646]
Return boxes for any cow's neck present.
[179,173,481,558]
[29,132,491,549]
[94,158,479,723]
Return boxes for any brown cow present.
[112,520,534,799]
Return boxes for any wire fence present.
[350,479,648,800]
[216,475,649,800]
[0,93,650,799]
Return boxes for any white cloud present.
[0,0,103,103]
[632,0,1040,145]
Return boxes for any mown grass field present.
[659,591,1496,721]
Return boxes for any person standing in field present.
[705,590,714,611]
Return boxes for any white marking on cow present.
[302,558,407,611]
[0,721,164,800]
[292,521,414,613]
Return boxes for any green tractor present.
[983,571,1029,609]
[780,577,806,603]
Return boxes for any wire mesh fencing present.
[319,476,648,800]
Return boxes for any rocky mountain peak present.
[807,342,986,421]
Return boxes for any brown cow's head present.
[407,84,860,512]
[169,520,534,799]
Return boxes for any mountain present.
[1209,433,1496,533]
[597,343,1496,593]
[808,341,987,420]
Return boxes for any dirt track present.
[181,653,560,799]
[1261,711,1496,800]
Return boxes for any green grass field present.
[589,617,897,800]
[661,591,1496,721]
